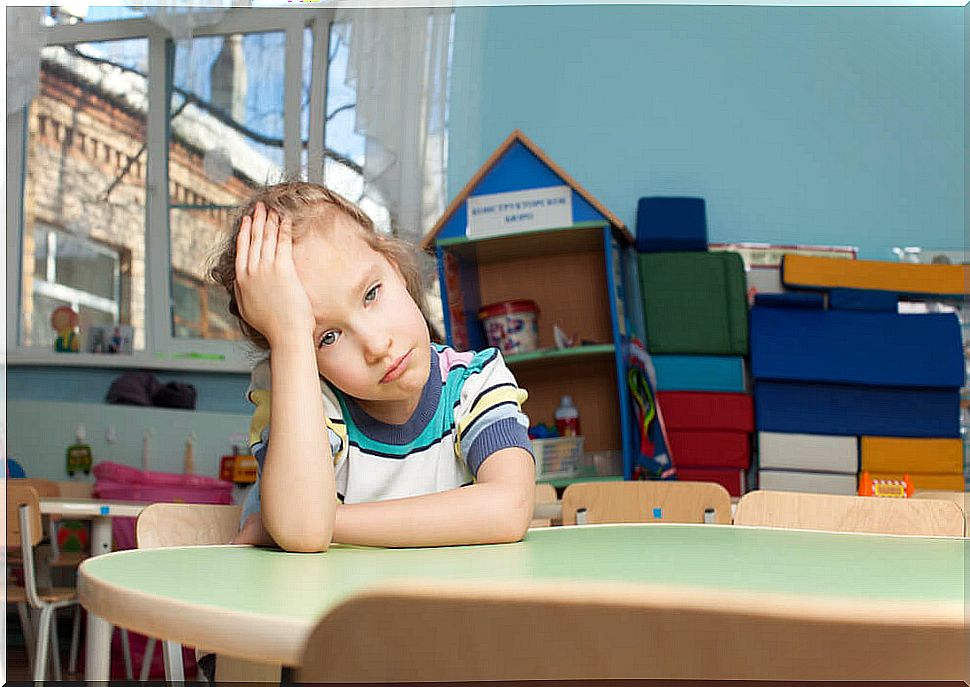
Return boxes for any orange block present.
[868,472,964,492]
[861,437,963,474]
[782,254,966,296]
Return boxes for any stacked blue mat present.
[750,294,964,439]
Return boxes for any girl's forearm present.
[333,482,533,548]
[261,340,336,552]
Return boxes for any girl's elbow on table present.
[270,514,335,553]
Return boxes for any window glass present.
[323,22,391,232]
[21,38,147,348]
[168,31,287,341]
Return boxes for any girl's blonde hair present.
[209,182,438,350]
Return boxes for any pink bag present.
[92,461,234,549]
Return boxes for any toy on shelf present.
[219,435,257,484]
[219,454,257,484]
[66,424,93,476]
[51,305,80,352]
[859,471,914,498]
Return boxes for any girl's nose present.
[363,332,392,364]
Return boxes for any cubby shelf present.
[504,344,615,368]
[424,130,639,479]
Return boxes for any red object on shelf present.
[666,430,751,469]
[676,467,747,497]
[656,391,753,431]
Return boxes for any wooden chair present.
[135,503,244,681]
[535,483,557,502]
[53,480,94,499]
[8,478,87,674]
[560,481,732,525]
[913,491,969,534]
[531,483,559,528]
[296,581,965,681]
[7,484,80,681]
[734,490,965,537]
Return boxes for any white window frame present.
[32,223,123,321]
[6,7,333,372]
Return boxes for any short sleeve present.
[247,358,347,472]
[454,349,534,476]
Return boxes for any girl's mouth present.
[380,349,413,384]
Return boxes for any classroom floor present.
[6,611,81,681]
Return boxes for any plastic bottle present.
[554,395,581,437]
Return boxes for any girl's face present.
[292,215,431,425]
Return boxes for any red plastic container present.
[477,300,540,354]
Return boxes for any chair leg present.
[32,606,54,682]
[140,637,156,681]
[68,605,82,675]
[120,627,134,680]
[16,603,36,675]
[162,640,186,683]
[48,609,63,681]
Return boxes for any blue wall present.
[449,5,965,259]
[6,366,252,414]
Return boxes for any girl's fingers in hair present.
[262,209,279,263]
[235,216,251,277]
[277,214,293,260]
[248,203,265,271]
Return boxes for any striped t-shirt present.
[240,344,532,520]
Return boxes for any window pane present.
[79,305,115,330]
[52,231,118,300]
[173,274,203,327]
[33,227,49,280]
[22,39,147,348]
[206,284,240,340]
[169,31,287,341]
[323,23,390,233]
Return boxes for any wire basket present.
[532,436,584,479]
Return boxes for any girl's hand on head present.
[234,202,315,347]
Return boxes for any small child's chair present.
[560,480,732,525]
[7,483,80,681]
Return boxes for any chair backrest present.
[7,484,43,549]
[136,503,242,549]
[913,491,969,533]
[53,480,94,498]
[534,483,557,504]
[14,478,61,499]
[296,582,965,682]
[734,490,965,537]
[561,481,732,525]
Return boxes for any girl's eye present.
[364,284,381,304]
[318,331,340,348]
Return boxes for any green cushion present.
[638,251,748,355]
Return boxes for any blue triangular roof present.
[422,130,630,247]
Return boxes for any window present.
[168,30,289,342]
[20,37,148,348]
[8,7,451,370]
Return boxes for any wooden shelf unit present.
[434,223,636,477]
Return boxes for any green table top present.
[81,524,965,626]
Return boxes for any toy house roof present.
[420,129,631,248]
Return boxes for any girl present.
[210,182,536,552]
